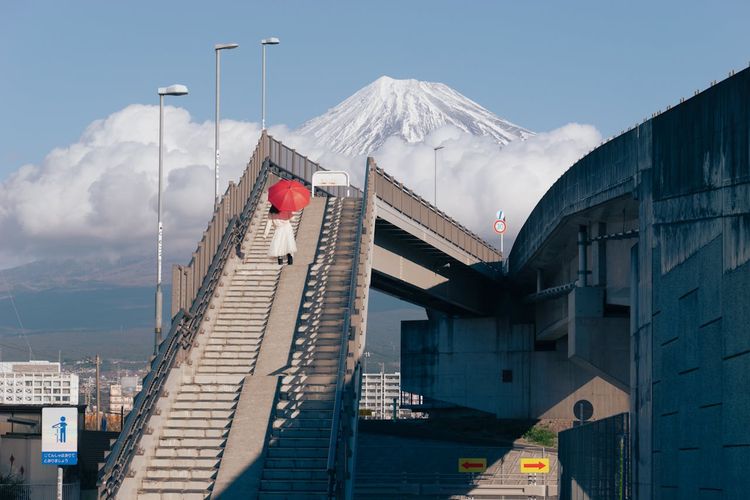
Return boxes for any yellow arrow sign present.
[458,458,487,473]
[520,458,550,473]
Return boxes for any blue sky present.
[1,0,749,178]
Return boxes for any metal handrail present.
[98,161,272,498]
[373,166,502,264]
[265,133,498,267]
[326,158,374,497]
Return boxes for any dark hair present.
[269,205,280,214]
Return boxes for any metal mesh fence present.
[558,412,630,500]
[0,482,79,500]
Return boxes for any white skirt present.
[268,219,297,257]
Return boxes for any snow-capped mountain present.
[296,75,533,156]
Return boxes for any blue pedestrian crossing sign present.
[42,407,78,465]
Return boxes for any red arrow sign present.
[462,461,484,470]
[525,461,546,469]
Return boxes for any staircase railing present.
[327,157,376,498]
[97,160,272,499]
[372,166,502,265]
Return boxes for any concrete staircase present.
[258,198,362,500]
[135,202,300,499]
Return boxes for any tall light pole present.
[214,43,239,209]
[433,146,445,206]
[261,37,280,130]
[155,84,189,357]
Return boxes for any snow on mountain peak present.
[296,76,534,156]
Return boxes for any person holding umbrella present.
[264,179,310,265]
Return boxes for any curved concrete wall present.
[511,66,750,277]
[516,67,750,499]
[509,127,641,274]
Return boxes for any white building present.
[360,371,421,419]
[108,381,142,414]
[0,361,79,406]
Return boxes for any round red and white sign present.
[493,219,507,234]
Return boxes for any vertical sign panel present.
[42,407,78,465]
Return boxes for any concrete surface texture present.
[507,67,750,498]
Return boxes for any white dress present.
[264,219,297,257]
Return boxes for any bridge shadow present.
[354,416,558,499]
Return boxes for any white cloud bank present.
[0,104,601,269]
[277,121,602,248]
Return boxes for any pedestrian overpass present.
[98,131,503,499]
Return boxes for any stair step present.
[268,436,329,448]
[275,408,334,420]
[200,357,254,366]
[265,447,327,459]
[280,392,334,402]
[263,457,328,469]
[279,383,335,394]
[262,468,328,481]
[203,350,258,358]
[154,447,222,458]
[149,457,220,469]
[272,417,332,429]
[137,492,206,500]
[158,437,226,448]
[163,419,229,430]
[176,390,240,400]
[169,409,233,419]
[173,400,237,411]
[179,384,239,393]
[257,492,327,500]
[161,427,228,438]
[259,479,328,492]
[140,479,211,493]
[145,467,216,480]
[206,338,262,346]
[196,365,253,374]
[271,427,330,438]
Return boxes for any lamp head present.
[434,146,445,151]
[261,37,280,45]
[158,84,189,96]
[215,43,239,50]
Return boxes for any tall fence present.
[558,412,631,500]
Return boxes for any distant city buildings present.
[0,361,79,406]
[359,371,422,419]
[107,381,142,414]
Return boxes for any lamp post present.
[261,37,280,130]
[155,84,189,357]
[433,146,445,206]
[214,43,239,209]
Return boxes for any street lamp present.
[261,37,280,130]
[214,43,239,209]
[155,84,189,357]
[433,146,445,206]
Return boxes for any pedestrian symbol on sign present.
[52,416,68,443]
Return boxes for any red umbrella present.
[268,179,310,212]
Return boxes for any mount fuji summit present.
[296,76,534,157]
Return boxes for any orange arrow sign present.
[520,457,550,473]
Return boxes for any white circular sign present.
[493,219,507,234]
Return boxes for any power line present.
[0,275,34,359]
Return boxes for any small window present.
[502,370,513,383]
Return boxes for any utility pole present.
[95,355,101,431]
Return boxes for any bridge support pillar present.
[577,226,588,287]
[593,222,607,286]
[567,287,630,391]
